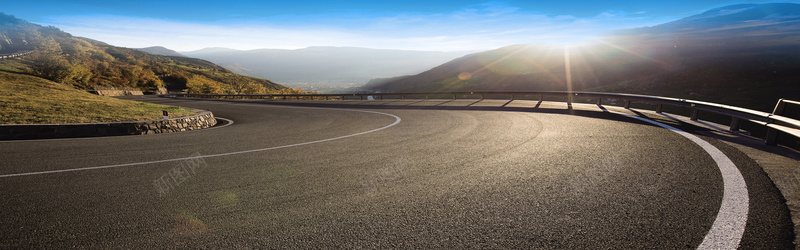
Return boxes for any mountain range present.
[181,47,473,92]
[134,46,186,57]
[3,3,798,111]
[364,3,800,111]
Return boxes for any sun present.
[545,35,599,48]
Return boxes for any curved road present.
[0,96,793,248]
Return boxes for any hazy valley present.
[180,46,473,93]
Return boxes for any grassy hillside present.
[0,71,196,124]
[0,13,318,125]
[0,13,303,95]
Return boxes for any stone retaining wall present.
[0,110,216,140]
[0,50,34,60]
[96,89,144,96]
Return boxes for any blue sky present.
[5,0,798,51]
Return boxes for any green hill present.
[0,13,298,95]
[0,13,317,125]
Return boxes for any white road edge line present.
[0,109,401,178]
[205,117,234,130]
[606,110,748,249]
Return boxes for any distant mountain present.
[0,13,39,53]
[188,47,242,54]
[366,3,800,111]
[0,13,292,95]
[134,46,185,57]
[643,3,800,31]
[183,46,473,92]
[616,3,800,51]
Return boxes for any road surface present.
[0,96,793,248]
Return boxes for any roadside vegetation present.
[0,71,196,124]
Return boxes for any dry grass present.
[0,71,196,124]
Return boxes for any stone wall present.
[0,110,217,140]
[0,50,34,60]
[96,89,144,96]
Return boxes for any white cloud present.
[39,3,668,52]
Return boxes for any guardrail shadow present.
[170,92,800,150]
[165,91,800,146]
[156,95,800,158]
[185,97,720,134]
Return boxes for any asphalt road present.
[0,96,793,248]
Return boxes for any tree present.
[27,52,72,83]
[186,75,228,94]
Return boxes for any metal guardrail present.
[173,91,800,147]
[767,99,800,145]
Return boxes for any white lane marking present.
[0,109,401,178]
[605,110,748,249]
[205,117,234,130]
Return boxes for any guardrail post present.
[596,98,602,105]
[655,104,663,113]
[730,117,741,131]
[773,99,786,115]
[425,94,429,100]
[380,95,383,100]
[624,100,631,109]
[453,94,456,100]
[766,128,779,145]
[402,95,405,100]
[691,109,699,121]
[481,94,485,100]
[511,94,515,101]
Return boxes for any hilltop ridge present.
[134,46,185,57]
[365,3,800,111]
